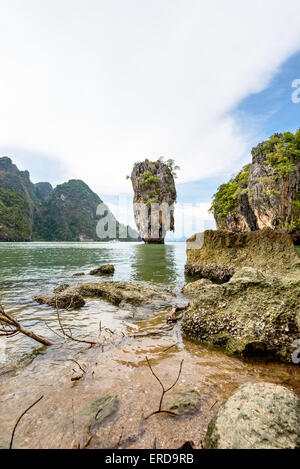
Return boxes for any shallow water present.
[0,242,185,366]
[0,242,299,449]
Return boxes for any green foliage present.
[209,164,250,218]
[159,157,181,178]
[139,170,161,187]
[264,130,300,179]
[290,193,300,231]
[0,187,32,240]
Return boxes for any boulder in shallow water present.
[90,264,115,276]
[77,280,175,307]
[33,280,175,311]
[182,265,300,362]
[33,292,86,309]
[205,382,300,449]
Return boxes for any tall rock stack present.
[130,159,177,244]
[211,131,300,242]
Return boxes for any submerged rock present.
[182,265,300,362]
[205,382,300,449]
[168,390,203,415]
[89,396,119,428]
[185,228,299,282]
[33,292,86,309]
[90,264,115,276]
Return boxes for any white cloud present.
[0,0,300,196]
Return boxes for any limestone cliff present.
[211,131,300,242]
[0,157,139,242]
[130,159,177,243]
[0,157,38,241]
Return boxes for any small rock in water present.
[88,396,119,434]
[73,272,85,277]
[53,284,70,294]
[90,264,115,276]
[168,390,203,415]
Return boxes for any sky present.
[0,0,300,238]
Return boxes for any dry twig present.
[144,356,184,420]
[55,303,98,346]
[9,395,44,449]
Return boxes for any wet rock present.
[182,279,213,297]
[182,265,300,362]
[53,284,70,294]
[73,272,85,277]
[168,390,203,415]
[90,264,115,276]
[33,292,85,309]
[77,281,175,307]
[89,396,119,433]
[185,229,299,282]
[33,280,175,312]
[205,382,300,449]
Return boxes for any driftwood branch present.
[0,305,53,346]
[9,395,44,449]
[144,356,184,420]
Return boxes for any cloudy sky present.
[0,0,300,236]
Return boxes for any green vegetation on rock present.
[209,164,250,218]
[261,130,300,178]
[210,130,300,237]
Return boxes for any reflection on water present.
[130,244,180,285]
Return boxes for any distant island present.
[0,157,139,242]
